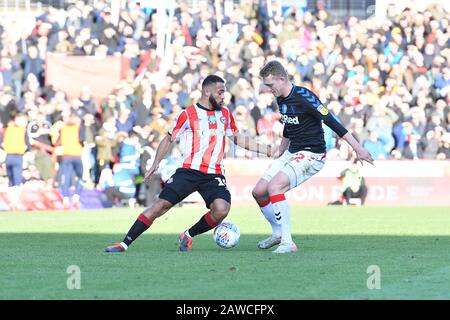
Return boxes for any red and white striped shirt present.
[168,103,238,175]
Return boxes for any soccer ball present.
[213,222,240,249]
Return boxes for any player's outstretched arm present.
[144,134,173,181]
[342,132,374,165]
[229,132,273,157]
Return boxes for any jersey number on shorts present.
[215,177,227,187]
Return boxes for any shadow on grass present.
[1,233,449,300]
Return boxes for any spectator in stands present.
[134,89,153,127]
[116,107,137,134]
[256,108,278,143]
[350,117,369,145]
[402,133,423,160]
[434,67,450,97]
[101,94,120,120]
[100,163,136,208]
[363,131,388,160]
[437,132,450,160]
[95,116,118,181]
[23,46,44,86]
[422,126,443,159]
[0,90,16,125]
[1,0,450,209]
[78,86,98,116]
[1,114,29,209]
[28,112,54,184]
[81,113,98,187]
[366,103,398,155]
[55,113,84,209]
[0,57,14,88]
[119,133,141,176]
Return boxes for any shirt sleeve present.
[302,88,348,137]
[322,111,348,137]
[225,109,239,136]
[167,109,188,140]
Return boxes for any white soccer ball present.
[213,222,240,249]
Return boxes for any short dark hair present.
[259,60,288,78]
[202,75,225,89]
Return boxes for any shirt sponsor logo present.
[281,114,299,125]
[208,115,217,124]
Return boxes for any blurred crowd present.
[0,0,449,205]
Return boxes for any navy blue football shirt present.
[277,85,348,154]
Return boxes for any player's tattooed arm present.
[342,132,374,165]
[271,136,290,158]
[144,134,173,181]
[229,132,272,157]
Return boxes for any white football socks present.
[120,242,128,250]
[259,201,281,238]
[270,194,293,244]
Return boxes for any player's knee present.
[267,182,283,196]
[252,183,268,200]
[157,199,173,212]
[251,188,262,200]
[212,210,228,222]
[211,201,230,221]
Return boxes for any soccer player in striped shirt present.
[105,75,272,252]
[252,60,374,253]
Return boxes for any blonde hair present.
[259,60,288,79]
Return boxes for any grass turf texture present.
[1,205,450,299]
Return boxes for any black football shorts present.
[159,168,231,208]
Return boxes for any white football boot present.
[272,242,298,254]
[257,235,282,249]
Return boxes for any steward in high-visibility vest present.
[1,114,29,186]
[56,113,85,209]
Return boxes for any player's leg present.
[342,187,352,205]
[61,159,73,209]
[105,168,197,253]
[266,170,297,253]
[72,157,84,209]
[269,151,326,253]
[6,155,22,210]
[252,152,289,248]
[360,184,368,205]
[187,198,230,237]
[180,173,231,251]
[252,178,282,249]
[105,198,174,252]
[11,155,24,186]
[5,155,14,187]
[180,198,231,251]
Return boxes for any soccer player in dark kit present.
[252,60,374,253]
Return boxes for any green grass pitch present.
[1,205,450,299]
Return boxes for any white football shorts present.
[261,150,326,189]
